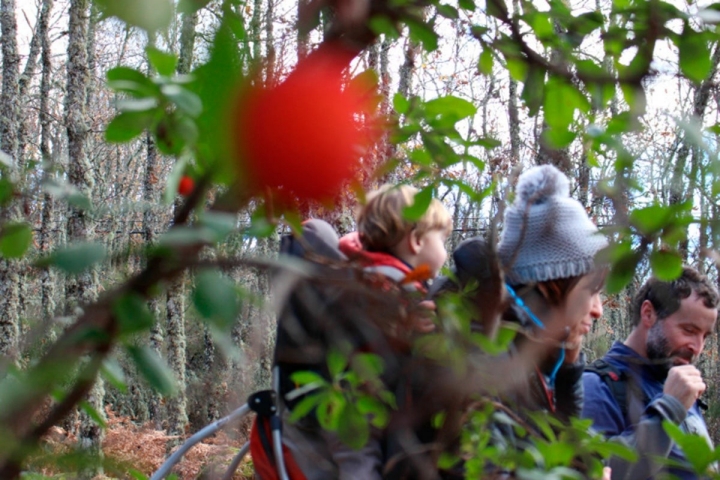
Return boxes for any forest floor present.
[28,408,255,479]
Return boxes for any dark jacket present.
[582,341,713,480]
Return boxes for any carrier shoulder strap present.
[585,358,630,420]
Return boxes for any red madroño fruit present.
[178,175,194,196]
[233,43,379,203]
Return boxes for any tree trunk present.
[65,0,103,476]
[669,43,720,259]
[265,0,275,82]
[297,0,309,60]
[38,0,55,341]
[165,270,188,440]
[164,9,199,442]
[177,10,198,75]
[144,129,164,424]
[251,0,262,60]
[0,0,21,363]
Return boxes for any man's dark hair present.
[631,266,720,326]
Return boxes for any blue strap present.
[505,284,545,329]
[505,283,565,387]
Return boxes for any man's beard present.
[646,321,697,370]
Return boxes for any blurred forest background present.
[2,0,720,477]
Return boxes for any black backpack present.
[584,358,647,423]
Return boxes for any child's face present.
[415,229,449,277]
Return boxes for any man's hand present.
[664,365,706,410]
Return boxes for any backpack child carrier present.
[256,219,424,479]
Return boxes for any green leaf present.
[543,76,589,130]
[290,370,327,386]
[327,350,348,378]
[106,67,157,97]
[402,186,434,222]
[410,148,433,166]
[178,0,212,14]
[544,78,573,129]
[470,25,489,39]
[112,293,155,337]
[649,250,683,281]
[351,353,384,381]
[543,127,576,148]
[107,66,149,84]
[157,226,216,247]
[424,96,477,121]
[128,470,151,480]
[629,204,669,235]
[79,400,107,428]
[393,93,410,115]
[126,345,178,396]
[368,15,400,39]
[146,46,178,76]
[535,441,575,467]
[678,27,712,84]
[154,113,198,155]
[357,396,389,428]
[527,12,554,39]
[459,0,476,11]
[570,11,604,36]
[521,65,545,117]
[288,394,322,422]
[193,270,241,329]
[478,48,493,75]
[606,245,642,294]
[592,438,638,461]
[40,242,107,274]
[161,84,202,117]
[199,211,237,242]
[436,4,459,19]
[606,112,634,135]
[95,0,174,33]
[337,403,370,450]
[486,0,508,20]
[663,420,715,473]
[506,57,528,82]
[406,17,439,52]
[116,97,159,112]
[106,111,156,143]
[0,177,13,206]
[317,391,344,430]
[101,358,127,393]
[0,223,32,259]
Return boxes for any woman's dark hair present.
[513,268,606,307]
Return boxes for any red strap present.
[534,367,556,413]
[250,417,308,480]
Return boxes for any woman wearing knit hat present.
[483,163,609,475]
[498,163,607,363]
[388,165,611,479]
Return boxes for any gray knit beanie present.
[498,165,607,285]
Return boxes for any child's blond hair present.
[357,184,452,252]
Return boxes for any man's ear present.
[640,300,657,328]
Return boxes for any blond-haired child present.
[339,184,453,332]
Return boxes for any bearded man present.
[582,266,719,480]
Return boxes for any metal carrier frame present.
[150,367,290,480]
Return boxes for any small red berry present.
[178,175,194,196]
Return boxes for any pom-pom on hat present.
[498,164,607,285]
